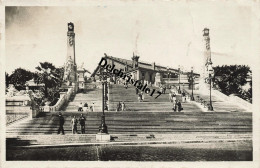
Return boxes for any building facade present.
[92,53,200,87]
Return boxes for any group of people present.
[168,89,187,112]
[57,113,87,135]
[116,101,126,111]
[78,102,95,112]
[159,85,167,94]
[71,114,86,134]
[172,100,183,112]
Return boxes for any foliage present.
[33,62,64,106]
[212,65,252,102]
[33,62,63,98]
[8,68,34,90]
[5,72,10,88]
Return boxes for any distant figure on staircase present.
[182,91,186,103]
[121,102,125,111]
[78,102,83,111]
[116,101,122,111]
[83,102,88,112]
[177,100,183,112]
[169,92,172,102]
[57,113,65,135]
[141,92,144,101]
[91,103,95,112]
[136,88,139,95]
[124,82,128,89]
[71,116,78,134]
[172,92,176,103]
[163,86,166,94]
[79,114,86,134]
[172,100,177,112]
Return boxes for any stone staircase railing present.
[212,89,252,111]
[41,83,77,112]
[182,85,252,112]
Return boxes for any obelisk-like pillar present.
[199,28,213,92]
[63,22,77,86]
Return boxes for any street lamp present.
[190,67,195,101]
[167,66,171,89]
[99,68,108,133]
[207,64,214,111]
[178,65,181,94]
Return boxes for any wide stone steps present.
[110,85,170,102]
[6,111,252,135]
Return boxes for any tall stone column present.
[199,28,213,92]
[63,22,78,86]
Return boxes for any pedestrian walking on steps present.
[57,112,65,135]
[172,92,176,103]
[138,93,142,102]
[83,102,88,112]
[78,102,83,112]
[163,86,166,94]
[182,91,186,103]
[172,100,177,112]
[177,100,183,112]
[121,102,125,111]
[71,116,78,134]
[116,101,122,111]
[79,114,86,134]
[140,92,144,102]
[136,88,139,95]
[91,102,95,112]
[169,92,172,102]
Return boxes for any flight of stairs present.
[6,111,252,135]
[63,89,102,112]
[109,84,201,112]
[6,83,252,146]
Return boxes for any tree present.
[212,65,251,101]
[5,72,10,88]
[8,68,34,90]
[33,62,63,100]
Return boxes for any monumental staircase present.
[6,82,252,145]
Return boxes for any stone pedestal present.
[96,133,111,142]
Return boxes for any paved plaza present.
[7,141,252,161]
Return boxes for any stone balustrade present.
[41,83,77,112]
[212,89,252,111]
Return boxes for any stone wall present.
[6,95,40,119]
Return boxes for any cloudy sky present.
[5,1,256,74]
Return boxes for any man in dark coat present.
[58,113,65,135]
[79,114,86,134]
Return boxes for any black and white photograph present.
[1,0,260,168]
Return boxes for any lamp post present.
[190,67,195,101]
[207,65,214,111]
[178,65,181,94]
[99,68,108,133]
[167,66,170,89]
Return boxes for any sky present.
[5,1,256,75]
